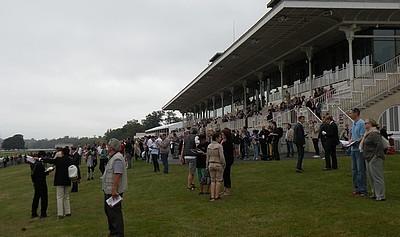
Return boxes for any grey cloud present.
[0,0,266,139]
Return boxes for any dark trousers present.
[325,143,338,169]
[104,194,124,237]
[240,142,248,159]
[151,154,160,172]
[286,140,294,157]
[223,163,232,188]
[160,153,169,174]
[260,142,268,160]
[99,159,107,175]
[32,183,48,217]
[272,142,280,160]
[312,139,320,156]
[71,181,79,193]
[296,144,305,170]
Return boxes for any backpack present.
[68,165,78,181]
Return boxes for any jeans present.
[351,151,367,194]
[160,153,169,174]
[104,194,124,237]
[286,140,294,157]
[241,142,248,159]
[151,154,160,172]
[296,144,305,170]
[253,144,259,160]
[125,153,132,169]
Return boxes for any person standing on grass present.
[294,116,306,173]
[322,116,339,170]
[221,128,234,196]
[181,128,199,191]
[102,138,128,237]
[43,147,72,219]
[99,143,108,175]
[270,122,282,161]
[124,138,133,169]
[349,108,367,197]
[311,120,321,158]
[159,134,170,174]
[361,119,386,201]
[285,123,294,158]
[70,147,81,193]
[30,152,50,219]
[251,130,260,161]
[259,126,269,161]
[207,132,226,201]
[196,134,210,195]
[86,147,96,180]
[149,136,160,173]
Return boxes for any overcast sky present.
[0,0,267,139]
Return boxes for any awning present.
[163,0,400,112]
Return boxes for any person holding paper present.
[102,138,128,237]
[349,108,367,196]
[30,152,51,219]
[322,116,339,170]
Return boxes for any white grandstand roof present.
[145,122,184,133]
[163,0,400,112]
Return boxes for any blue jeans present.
[253,144,259,160]
[286,140,294,157]
[351,150,367,193]
[160,153,169,174]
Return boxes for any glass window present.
[373,29,396,66]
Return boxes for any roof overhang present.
[163,0,400,112]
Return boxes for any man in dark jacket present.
[30,152,50,218]
[71,147,81,192]
[294,116,306,173]
[322,116,340,170]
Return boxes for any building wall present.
[361,90,400,121]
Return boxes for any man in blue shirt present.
[349,108,367,196]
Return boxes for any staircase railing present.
[329,55,400,112]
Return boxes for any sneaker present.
[296,169,303,173]
[313,155,320,158]
[375,198,386,202]
[31,214,39,219]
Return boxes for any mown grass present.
[0,155,400,237]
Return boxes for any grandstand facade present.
[164,0,400,149]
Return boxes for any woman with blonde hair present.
[361,119,386,201]
[207,132,226,201]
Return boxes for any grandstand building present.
[163,0,400,148]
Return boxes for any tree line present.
[1,110,182,150]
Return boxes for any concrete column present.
[340,25,360,91]
[266,78,270,105]
[220,92,225,116]
[230,87,234,113]
[277,61,285,99]
[302,46,313,96]
[255,72,264,109]
[212,96,216,118]
[242,81,247,111]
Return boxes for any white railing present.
[333,55,400,112]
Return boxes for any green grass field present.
[1,155,400,237]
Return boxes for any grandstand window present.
[380,106,400,133]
